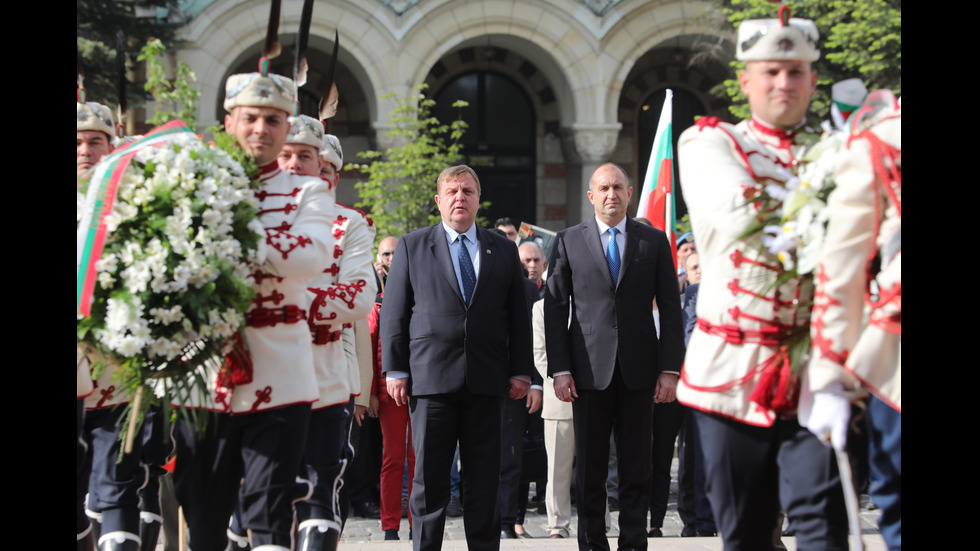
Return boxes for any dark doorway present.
[434,71,536,226]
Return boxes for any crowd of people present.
[77,7,899,551]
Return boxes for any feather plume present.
[77,41,85,92]
[293,0,315,88]
[262,0,282,60]
[318,30,341,121]
[115,30,128,115]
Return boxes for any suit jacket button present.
[612,323,618,329]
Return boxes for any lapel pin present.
[486,249,491,254]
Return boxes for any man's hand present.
[353,404,368,427]
[508,377,530,400]
[654,372,678,403]
[368,394,380,418]
[526,388,543,414]
[554,374,578,403]
[387,378,409,407]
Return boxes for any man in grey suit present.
[382,165,534,551]
[545,162,684,551]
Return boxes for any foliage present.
[77,0,184,108]
[352,85,473,240]
[139,38,201,129]
[714,0,901,124]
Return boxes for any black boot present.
[139,513,162,551]
[77,524,95,551]
[296,520,341,551]
[98,531,140,551]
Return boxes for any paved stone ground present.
[339,455,887,550]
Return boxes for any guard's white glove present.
[805,382,850,451]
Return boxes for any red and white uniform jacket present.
[176,162,334,413]
[676,116,815,426]
[810,99,901,412]
[306,203,377,410]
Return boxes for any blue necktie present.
[458,234,476,305]
[606,227,620,284]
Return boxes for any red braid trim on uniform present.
[252,290,285,307]
[250,386,273,411]
[727,279,797,310]
[730,249,781,272]
[259,202,298,217]
[811,266,849,367]
[96,385,116,408]
[246,305,307,327]
[684,319,805,415]
[257,161,281,181]
[307,280,369,327]
[255,187,301,201]
[265,228,313,259]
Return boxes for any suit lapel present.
[619,217,639,283]
[470,227,496,306]
[582,220,615,290]
[429,225,465,305]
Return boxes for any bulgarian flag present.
[635,89,678,268]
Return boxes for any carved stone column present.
[570,123,622,223]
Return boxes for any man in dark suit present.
[545,162,683,551]
[382,165,534,551]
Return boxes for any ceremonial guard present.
[676,8,848,549]
[78,98,149,551]
[171,69,334,551]
[807,91,901,550]
[279,116,377,549]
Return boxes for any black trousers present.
[173,404,311,550]
[410,390,504,551]
[648,399,683,528]
[83,406,145,536]
[695,411,848,551]
[296,403,351,527]
[572,367,653,551]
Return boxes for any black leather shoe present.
[353,501,381,519]
[647,528,663,537]
[680,525,697,537]
[500,527,518,539]
[384,529,399,541]
[696,529,717,537]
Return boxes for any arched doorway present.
[433,70,536,226]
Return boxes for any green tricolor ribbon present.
[76,120,194,316]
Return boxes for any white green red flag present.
[76,120,194,316]
[635,89,678,268]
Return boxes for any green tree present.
[353,85,475,240]
[139,38,201,128]
[715,0,901,123]
[77,0,183,108]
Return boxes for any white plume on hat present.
[77,102,115,136]
[224,72,297,113]
[321,134,343,172]
[736,12,820,62]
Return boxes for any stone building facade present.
[176,0,735,228]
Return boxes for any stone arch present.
[177,0,397,130]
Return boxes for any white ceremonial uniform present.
[307,204,378,409]
[810,104,902,410]
[677,116,815,425]
[676,115,848,551]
